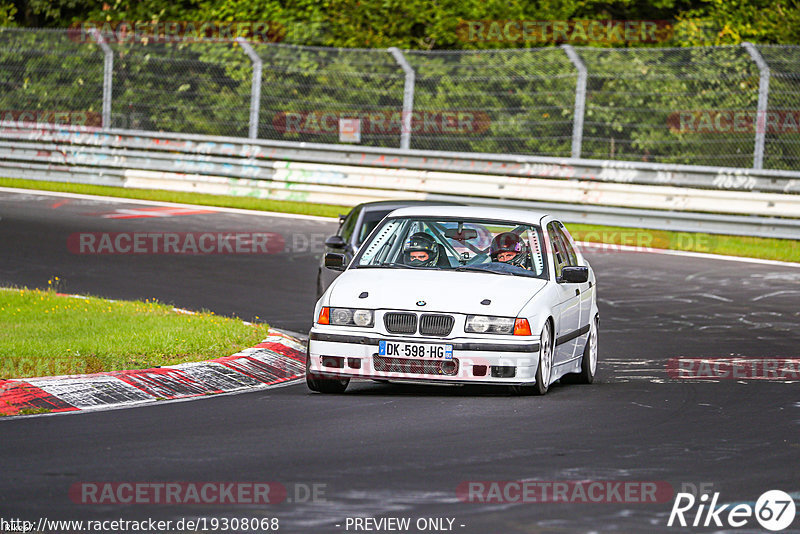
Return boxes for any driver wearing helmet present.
[403,232,439,267]
[490,232,529,269]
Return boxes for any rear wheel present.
[305,350,349,394]
[577,316,598,384]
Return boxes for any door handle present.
[575,288,580,296]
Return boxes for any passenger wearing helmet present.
[490,232,529,269]
[403,231,439,267]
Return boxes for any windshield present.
[352,217,548,279]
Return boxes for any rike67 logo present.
[668,490,796,531]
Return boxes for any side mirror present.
[559,266,588,284]
[324,252,347,271]
[324,235,347,249]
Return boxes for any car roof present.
[358,200,463,212]
[383,205,550,225]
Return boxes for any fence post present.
[238,38,263,140]
[388,47,415,150]
[561,45,587,160]
[742,42,770,170]
[90,28,113,130]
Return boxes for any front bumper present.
[308,329,542,385]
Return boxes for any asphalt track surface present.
[1,189,799,533]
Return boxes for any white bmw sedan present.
[307,206,598,395]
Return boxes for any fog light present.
[347,358,361,369]
[321,356,344,368]
[491,365,516,378]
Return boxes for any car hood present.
[328,268,547,316]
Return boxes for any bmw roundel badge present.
[416,300,426,306]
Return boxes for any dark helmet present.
[490,232,528,268]
[403,232,439,267]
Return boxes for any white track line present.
[0,186,336,222]
[577,241,800,268]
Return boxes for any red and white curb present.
[0,329,306,418]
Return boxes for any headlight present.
[328,307,374,327]
[331,308,352,325]
[465,315,516,335]
[353,309,373,327]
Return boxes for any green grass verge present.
[566,224,800,263]
[0,285,270,379]
[0,177,349,219]
[1,177,798,263]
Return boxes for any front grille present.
[384,312,417,334]
[419,314,454,336]
[373,355,459,376]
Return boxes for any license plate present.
[379,340,453,360]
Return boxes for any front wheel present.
[305,352,349,394]
[533,322,554,395]
[315,269,324,300]
[509,322,553,396]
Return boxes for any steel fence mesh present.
[252,44,404,147]
[577,46,759,167]
[0,28,104,127]
[404,48,576,155]
[756,45,800,171]
[1,28,799,170]
[108,40,251,136]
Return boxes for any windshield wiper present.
[453,266,512,275]
[356,262,411,269]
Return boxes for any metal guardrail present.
[1,122,800,239]
[3,122,799,193]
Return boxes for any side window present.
[359,220,379,245]
[547,222,568,278]
[555,222,578,267]
[339,209,359,243]
[357,209,392,245]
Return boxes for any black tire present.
[508,383,536,396]
[532,321,554,395]
[315,269,324,300]
[576,315,598,384]
[509,321,553,396]
[305,351,349,394]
